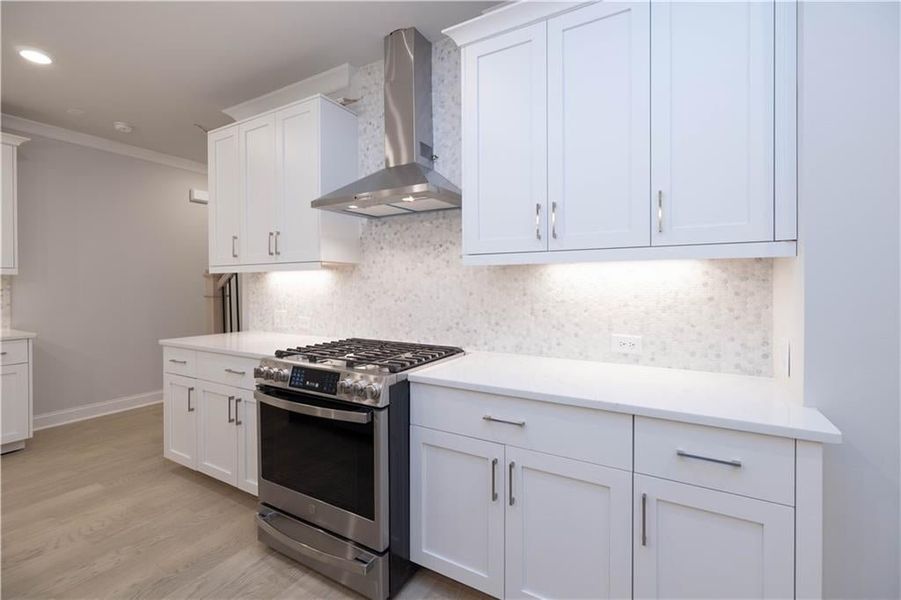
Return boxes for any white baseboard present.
[34,390,163,431]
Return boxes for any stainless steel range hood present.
[312,28,461,218]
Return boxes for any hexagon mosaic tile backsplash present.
[242,38,774,377]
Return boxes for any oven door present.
[255,386,389,552]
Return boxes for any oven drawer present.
[410,383,632,470]
[0,340,28,365]
[196,352,258,390]
[635,417,795,505]
[163,346,196,377]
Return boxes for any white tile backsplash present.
[242,38,775,377]
[1,276,10,329]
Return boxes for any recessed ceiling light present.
[113,121,133,134]
[18,48,52,65]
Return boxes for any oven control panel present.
[288,367,341,395]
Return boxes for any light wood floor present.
[1,404,488,600]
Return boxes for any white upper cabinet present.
[445,0,797,264]
[239,114,278,265]
[547,1,650,250]
[651,1,774,246]
[462,22,547,255]
[208,127,241,267]
[207,95,360,273]
[276,101,320,263]
[1,133,28,275]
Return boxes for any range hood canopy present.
[312,27,461,218]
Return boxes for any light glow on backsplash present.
[243,211,773,376]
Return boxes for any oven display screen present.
[289,367,340,395]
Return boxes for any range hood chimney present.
[312,28,462,218]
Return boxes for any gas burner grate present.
[274,338,463,373]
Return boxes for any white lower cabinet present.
[506,447,632,600]
[410,426,632,599]
[236,395,258,495]
[411,426,506,597]
[1,363,31,446]
[634,474,794,599]
[162,348,257,495]
[196,381,239,485]
[163,374,197,468]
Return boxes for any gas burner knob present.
[253,366,264,379]
[351,381,366,397]
[277,369,290,382]
[338,378,354,394]
[364,383,382,400]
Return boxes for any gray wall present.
[799,3,900,597]
[6,132,210,415]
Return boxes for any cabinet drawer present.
[163,346,196,377]
[635,417,794,505]
[411,383,632,470]
[0,340,28,365]
[196,352,257,391]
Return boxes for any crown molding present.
[1,113,207,174]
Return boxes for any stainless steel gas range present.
[253,338,464,600]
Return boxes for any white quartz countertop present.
[1,329,37,341]
[159,331,335,360]
[409,352,841,444]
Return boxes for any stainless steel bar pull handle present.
[227,396,235,423]
[187,387,195,412]
[641,493,647,546]
[224,368,246,375]
[508,461,516,506]
[231,235,238,258]
[491,458,498,501]
[535,203,542,240]
[676,449,742,468]
[268,232,274,256]
[235,397,242,426]
[483,414,526,427]
[274,231,281,255]
[168,359,187,364]
[551,201,558,239]
[657,190,663,233]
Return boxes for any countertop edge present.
[1,329,38,341]
[158,338,272,360]
[408,375,842,445]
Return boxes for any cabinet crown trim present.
[443,1,583,46]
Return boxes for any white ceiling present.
[1,1,491,163]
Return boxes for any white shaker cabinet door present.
[275,101,321,264]
[235,394,257,495]
[0,363,29,444]
[651,1,775,245]
[196,381,238,486]
[505,446,632,600]
[462,22,548,255]
[548,1,650,250]
[208,127,241,267]
[1,143,17,271]
[163,374,197,469]
[410,426,505,598]
[239,114,278,265]
[634,474,794,599]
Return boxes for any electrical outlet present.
[611,334,642,355]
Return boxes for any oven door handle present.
[256,513,375,575]
[254,390,372,424]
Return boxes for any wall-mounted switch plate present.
[611,333,642,355]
